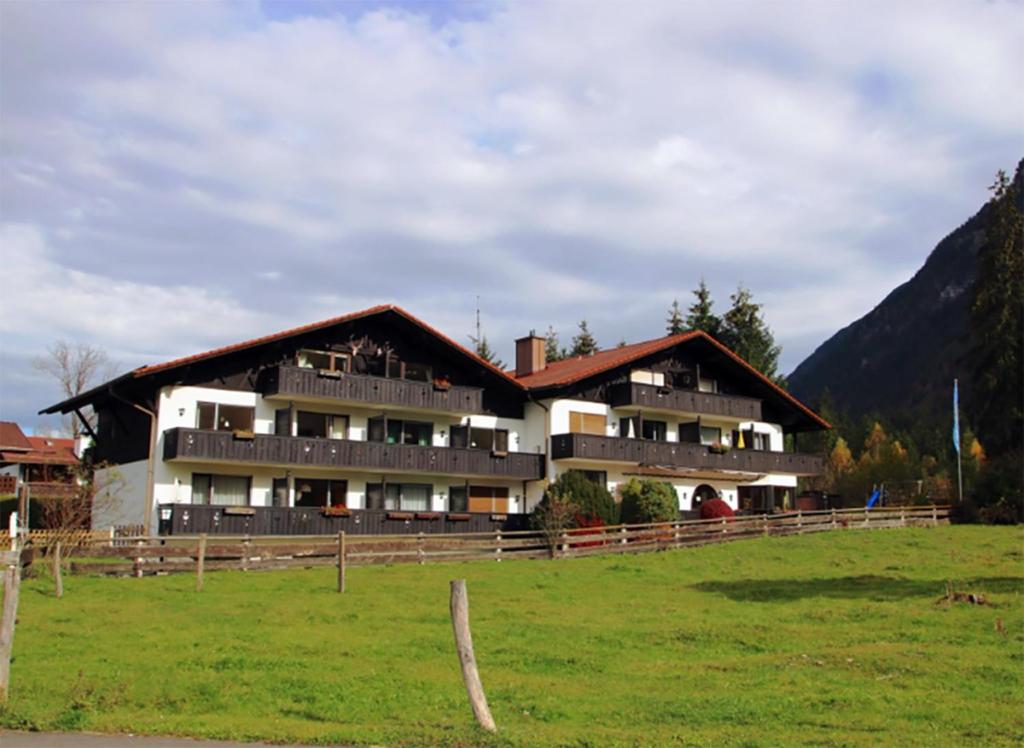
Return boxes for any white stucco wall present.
[93,460,150,530]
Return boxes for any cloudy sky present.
[1,0,1021,432]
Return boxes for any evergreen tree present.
[720,284,781,379]
[544,325,566,363]
[569,320,598,357]
[469,334,506,369]
[666,299,685,335]
[684,279,721,338]
[969,163,1023,455]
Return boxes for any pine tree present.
[469,335,506,369]
[666,299,685,335]
[684,279,721,338]
[969,163,1023,455]
[720,284,781,379]
[569,320,598,357]
[544,325,565,363]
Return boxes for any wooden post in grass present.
[337,531,346,594]
[762,514,769,537]
[449,579,496,733]
[0,549,21,703]
[932,505,938,526]
[195,533,207,592]
[53,541,63,599]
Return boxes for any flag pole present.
[954,378,963,504]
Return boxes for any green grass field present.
[2,526,1021,747]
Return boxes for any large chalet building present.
[41,305,828,535]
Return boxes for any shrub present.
[531,487,578,556]
[619,478,679,524]
[540,470,618,526]
[700,497,735,520]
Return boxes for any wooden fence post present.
[0,552,21,703]
[449,580,496,733]
[932,505,938,526]
[337,531,346,594]
[721,517,727,536]
[762,514,769,537]
[494,532,502,562]
[195,534,207,592]
[417,532,425,565]
[900,507,906,527]
[241,535,251,572]
[863,509,870,528]
[831,508,837,529]
[53,541,63,599]
[133,540,144,578]
[559,531,568,557]
[796,510,803,534]
[620,526,627,545]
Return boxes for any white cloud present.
[0,0,1021,423]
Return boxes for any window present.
[468,486,509,513]
[272,478,289,507]
[753,432,770,451]
[449,485,468,512]
[192,473,251,506]
[698,377,718,393]
[367,482,431,511]
[369,418,432,445]
[294,478,347,508]
[196,402,254,433]
[403,362,432,382]
[568,411,605,435]
[578,470,607,487]
[700,426,722,446]
[297,349,350,372]
[630,369,665,386]
[275,408,291,436]
[642,419,667,441]
[466,427,509,454]
[296,411,348,440]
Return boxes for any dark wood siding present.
[550,433,823,476]
[163,428,545,480]
[159,504,532,535]
[609,382,762,420]
[262,366,484,413]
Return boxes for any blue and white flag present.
[952,379,961,454]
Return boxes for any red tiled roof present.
[0,436,78,465]
[515,331,831,430]
[514,333,701,388]
[132,304,522,386]
[0,421,33,451]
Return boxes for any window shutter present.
[493,429,509,456]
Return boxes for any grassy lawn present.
[1,526,1021,747]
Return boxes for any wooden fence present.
[27,505,949,578]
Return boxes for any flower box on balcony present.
[232,429,255,441]
[320,506,351,517]
[708,443,731,454]
[386,511,414,521]
[222,506,256,516]
[446,513,471,522]
[415,512,442,521]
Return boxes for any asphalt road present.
[0,732,357,747]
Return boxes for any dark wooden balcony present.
[163,428,545,480]
[261,365,483,414]
[609,382,762,420]
[550,433,822,476]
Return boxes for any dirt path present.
[0,731,356,747]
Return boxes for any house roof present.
[0,421,33,452]
[514,331,831,430]
[42,304,523,414]
[0,435,78,466]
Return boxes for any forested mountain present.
[789,160,1024,435]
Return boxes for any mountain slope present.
[788,163,1023,427]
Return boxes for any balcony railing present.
[163,428,545,480]
[609,382,762,420]
[261,365,484,414]
[550,433,823,476]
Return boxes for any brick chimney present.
[515,332,546,377]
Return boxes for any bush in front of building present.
[619,478,678,524]
[541,470,619,526]
[699,497,735,521]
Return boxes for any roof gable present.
[0,421,33,451]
